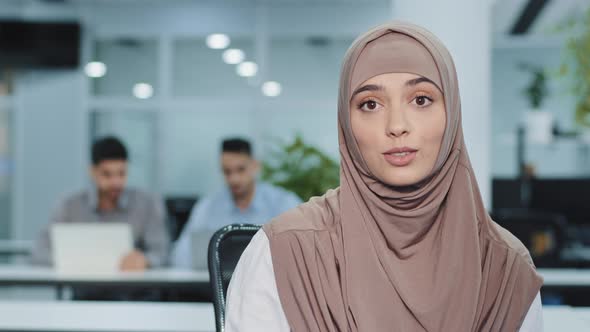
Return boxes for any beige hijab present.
[263,21,543,332]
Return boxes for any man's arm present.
[170,199,208,268]
[30,200,69,266]
[141,195,171,268]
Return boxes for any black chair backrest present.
[208,224,261,332]
[492,208,568,267]
[165,196,198,241]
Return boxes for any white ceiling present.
[493,0,589,36]
[3,0,589,39]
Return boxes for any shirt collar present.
[227,182,263,214]
[88,187,130,212]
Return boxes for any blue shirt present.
[171,182,302,268]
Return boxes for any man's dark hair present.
[91,136,128,165]
[222,138,252,156]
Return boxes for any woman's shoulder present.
[486,218,535,266]
[263,188,341,239]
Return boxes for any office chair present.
[491,208,568,268]
[165,196,198,241]
[208,224,261,332]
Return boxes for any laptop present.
[190,229,217,270]
[51,222,133,275]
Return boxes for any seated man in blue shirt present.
[171,138,301,268]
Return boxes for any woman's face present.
[350,72,446,187]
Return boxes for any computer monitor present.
[492,178,590,225]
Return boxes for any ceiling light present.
[206,34,230,49]
[236,61,258,77]
[222,49,245,64]
[133,83,154,99]
[262,81,282,97]
[84,61,107,78]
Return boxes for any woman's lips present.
[382,147,418,167]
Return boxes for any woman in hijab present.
[225,21,543,332]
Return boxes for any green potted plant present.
[558,5,590,142]
[261,135,339,202]
[519,62,552,144]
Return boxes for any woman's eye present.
[359,100,379,112]
[412,95,433,107]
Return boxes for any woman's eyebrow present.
[351,84,385,99]
[405,76,437,87]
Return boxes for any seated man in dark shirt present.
[31,136,170,299]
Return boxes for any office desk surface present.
[539,269,590,287]
[0,265,209,288]
[543,306,590,331]
[0,302,586,332]
[0,266,586,287]
[0,301,214,332]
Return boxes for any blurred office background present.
[0,0,585,242]
[0,0,589,329]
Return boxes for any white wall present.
[13,71,86,240]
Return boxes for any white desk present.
[0,266,585,288]
[0,265,210,299]
[538,269,590,287]
[543,306,590,331]
[0,302,586,332]
[572,307,590,325]
[0,265,209,287]
[0,301,214,332]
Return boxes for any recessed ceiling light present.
[84,61,107,78]
[133,83,154,99]
[236,61,258,77]
[262,81,282,97]
[222,49,245,64]
[206,34,230,49]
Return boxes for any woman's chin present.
[377,169,425,188]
